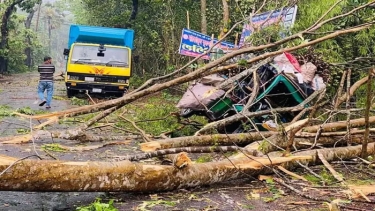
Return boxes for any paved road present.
[0,73,103,211]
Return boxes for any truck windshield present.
[70,45,129,67]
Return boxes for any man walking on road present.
[37,56,55,109]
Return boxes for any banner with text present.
[239,6,298,46]
[178,28,235,60]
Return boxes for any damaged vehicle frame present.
[177,53,324,133]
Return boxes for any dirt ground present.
[0,72,374,211]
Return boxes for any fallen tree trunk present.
[0,143,374,192]
[140,132,276,151]
[115,146,241,161]
[303,116,375,133]
[140,129,375,153]
[0,154,310,192]
[249,134,375,155]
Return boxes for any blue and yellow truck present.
[63,25,134,97]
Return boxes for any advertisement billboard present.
[239,6,298,46]
[178,28,235,60]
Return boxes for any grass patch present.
[304,174,321,184]
[70,97,89,106]
[262,178,283,203]
[114,94,207,137]
[76,198,117,211]
[16,128,30,134]
[0,105,14,117]
[303,167,337,185]
[53,95,68,100]
[41,143,67,152]
[195,155,213,163]
[17,106,48,115]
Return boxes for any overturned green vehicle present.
[177,53,325,133]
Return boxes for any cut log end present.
[140,141,162,152]
[166,152,192,169]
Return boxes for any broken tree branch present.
[140,132,276,152]
[119,115,153,142]
[115,146,240,161]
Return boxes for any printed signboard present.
[239,6,298,46]
[178,28,235,60]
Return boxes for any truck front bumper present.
[66,82,128,94]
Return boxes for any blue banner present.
[239,6,298,46]
[178,28,235,60]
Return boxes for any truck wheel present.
[66,89,76,98]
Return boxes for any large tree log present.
[140,132,276,151]
[0,154,310,192]
[115,146,241,161]
[303,116,375,133]
[248,134,374,155]
[0,143,374,192]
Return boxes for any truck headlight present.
[118,79,126,83]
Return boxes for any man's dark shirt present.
[38,63,55,81]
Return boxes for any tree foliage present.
[2,0,375,79]
[0,0,70,73]
[62,0,373,80]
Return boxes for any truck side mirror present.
[63,48,70,56]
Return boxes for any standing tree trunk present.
[219,0,229,38]
[24,7,37,68]
[0,0,25,74]
[35,3,42,32]
[201,0,207,34]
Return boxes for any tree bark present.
[24,7,36,68]
[251,134,374,155]
[201,0,207,34]
[0,154,311,192]
[219,0,229,38]
[140,132,276,152]
[303,116,375,133]
[116,146,240,161]
[0,143,374,192]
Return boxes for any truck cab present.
[63,25,134,97]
